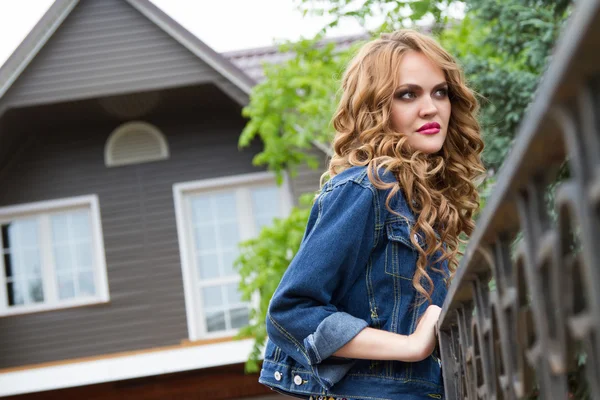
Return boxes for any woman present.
[259,29,485,400]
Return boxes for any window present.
[104,121,169,167]
[174,172,292,340]
[0,196,109,316]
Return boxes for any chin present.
[408,134,446,154]
[409,139,446,155]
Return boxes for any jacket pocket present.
[384,217,421,280]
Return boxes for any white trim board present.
[0,339,255,397]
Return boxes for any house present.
[0,0,332,398]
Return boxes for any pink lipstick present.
[417,122,441,135]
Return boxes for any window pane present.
[197,253,219,279]
[5,254,20,277]
[21,249,42,276]
[251,186,279,217]
[3,220,41,280]
[214,192,237,220]
[221,250,238,277]
[53,245,72,272]
[194,226,216,251]
[218,222,239,249]
[225,282,243,305]
[75,243,93,269]
[16,219,39,247]
[71,211,91,240]
[205,310,226,332]
[28,278,44,303]
[78,271,96,296]
[51,214,69,242]
[202,286,223,308]
[7,281,24,305]
[2,224,10,249]
[51,211,96,302]
[230,307,250,329]
[3,253,12,278]
[190,196,212,224]
[57,274,75,300]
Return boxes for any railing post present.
[437,0,600,397]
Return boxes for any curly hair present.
[325,29,485,304]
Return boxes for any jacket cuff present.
[303,312,367,389]
[303,311,368,365]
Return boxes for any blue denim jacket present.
[259,166,450,400]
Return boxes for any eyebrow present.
[396,82,448,91]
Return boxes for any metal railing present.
[438,0,600,398]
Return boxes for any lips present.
[417,122,441,135]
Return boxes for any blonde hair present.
[325,29,485,303]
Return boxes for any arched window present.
[104,121,169,167]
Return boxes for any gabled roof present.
[0,0,257,103]
[224,34,368,81]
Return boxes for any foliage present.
[297,0,459,35]
[239,37,360,182]
[235,0,572,373]
[442,0,572,171]
[234,195,313,372]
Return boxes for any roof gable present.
[0,0,255,111]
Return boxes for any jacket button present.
[293,375,303,385]
[274,371,282,381]
[413,233,419,242]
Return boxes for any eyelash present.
[395,88,449,100]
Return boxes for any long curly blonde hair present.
[326,29,485,303]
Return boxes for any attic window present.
[104,121,169,167]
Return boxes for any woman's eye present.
[395,91,416,100]
[435,88,449,98]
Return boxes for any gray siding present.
[0,111,266,368]
[3,0,220,108]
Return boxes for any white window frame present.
[0,195,109,317]
[173,172,293,341]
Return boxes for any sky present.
[0,0,369,67]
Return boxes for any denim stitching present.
[306,334,322,364]
[390,233,400,334]
[386,220,415,248]
[262,359,311,371]
[344,373,443,389]
[365,257,379,328]
[309,364,330,390]
[268,313,311,363]
[274,346,281,362]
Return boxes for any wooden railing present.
[438,0,600,398]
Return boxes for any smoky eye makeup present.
[393,82,449,100]
[393,90,415,99]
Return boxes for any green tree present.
[236,0,571,372]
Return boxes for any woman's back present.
[260,166,449,399]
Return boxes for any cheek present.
[442,102,452,124]
[391,105,416,130]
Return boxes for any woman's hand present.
[408,305,441,361]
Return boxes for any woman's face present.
[390,51,451,154]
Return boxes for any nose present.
[419,96,439,119]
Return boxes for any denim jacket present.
[259,166,450,400]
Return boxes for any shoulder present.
[322,166,397,193]
[320,165,413,222]
[322,166,372,192]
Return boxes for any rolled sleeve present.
[265,180,376,389]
